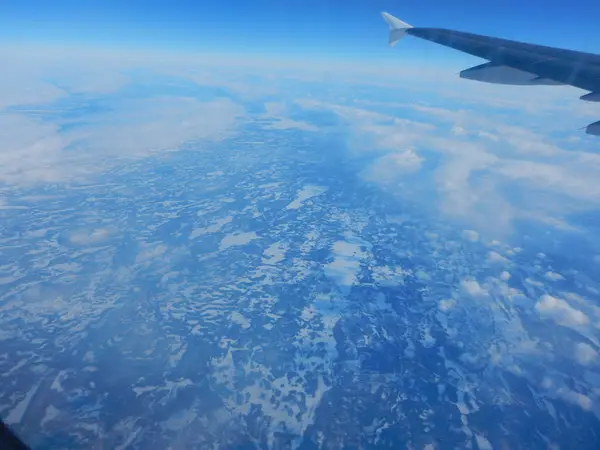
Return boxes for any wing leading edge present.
[381,12,600,136]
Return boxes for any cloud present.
[438,298,456,311]
[544,271,565,281]
[573,342,598,366]
[0,45,263,188]
[487,251,509,265]
[451,125,467,136]
[70,97,245,157]
[461,279,489,298]
[362,148,424,186]
[69,227,114,245]
[288,90,600,238]
[261,102,318,131]
[535,294,590,328]
[3,43,600,243]
[0,84,245,186]
[494,159,600,206]
[557,387,593,411]
[461,229,479,242]
[386,149,424,171]
[0,73,65,111]
[265,118,317,131]
[0,46,135,100]
[0,114,77,185]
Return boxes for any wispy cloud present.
[0,97,245,186]
[0,114,77,185]
[0,71,65,110]
[0,48,249,186]
[289,91,600,239]
[69,97,245,156]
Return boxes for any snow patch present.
[286,185,327,210]
[219,232,258,251]
[230,311,251,329]
[262,241,287,265]
[190,216,232,238]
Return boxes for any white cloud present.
[263,84,592,231]
[325,239,368,295]
[261,102,317,131]
[362,149,424,186]
[385,149,424,172]
[0,114,77,184]
[460,279,489,298]
[573,342,598,365]
[535,294,590,328]
[69,227,113,245]
[70,97,245,157]
[487,251,509,265]
[526,278,545,288]
[500,271,511,281]
[477,131,499,141]
[494,159,600,206]
[432,142,508,229]
[461,229,479,242]
[0,47,135,100]
[451,125,467,136]
[439,299,456,311]
[265,117,317,131]
[0,74,65,111]
[0,96,244,186]
[557,387,593,411]
[0,46,254,187]
[545,271,565,281]
[45,66,130,95]
[292,94,600,236]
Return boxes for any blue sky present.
[1,0,599,58]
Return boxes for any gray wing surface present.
[381,12,600,135]
[407,27,600,92]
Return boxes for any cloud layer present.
[1,44,600,243]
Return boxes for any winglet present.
[381,12,413,47]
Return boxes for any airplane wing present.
[0,419,29,449]
[381,12,600,136]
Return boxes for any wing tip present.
[381,11,412,30]
[381,11,413,47]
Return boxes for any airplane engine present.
[581,92,600,102]
[586,120,600,136]
[460,62,563,86]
